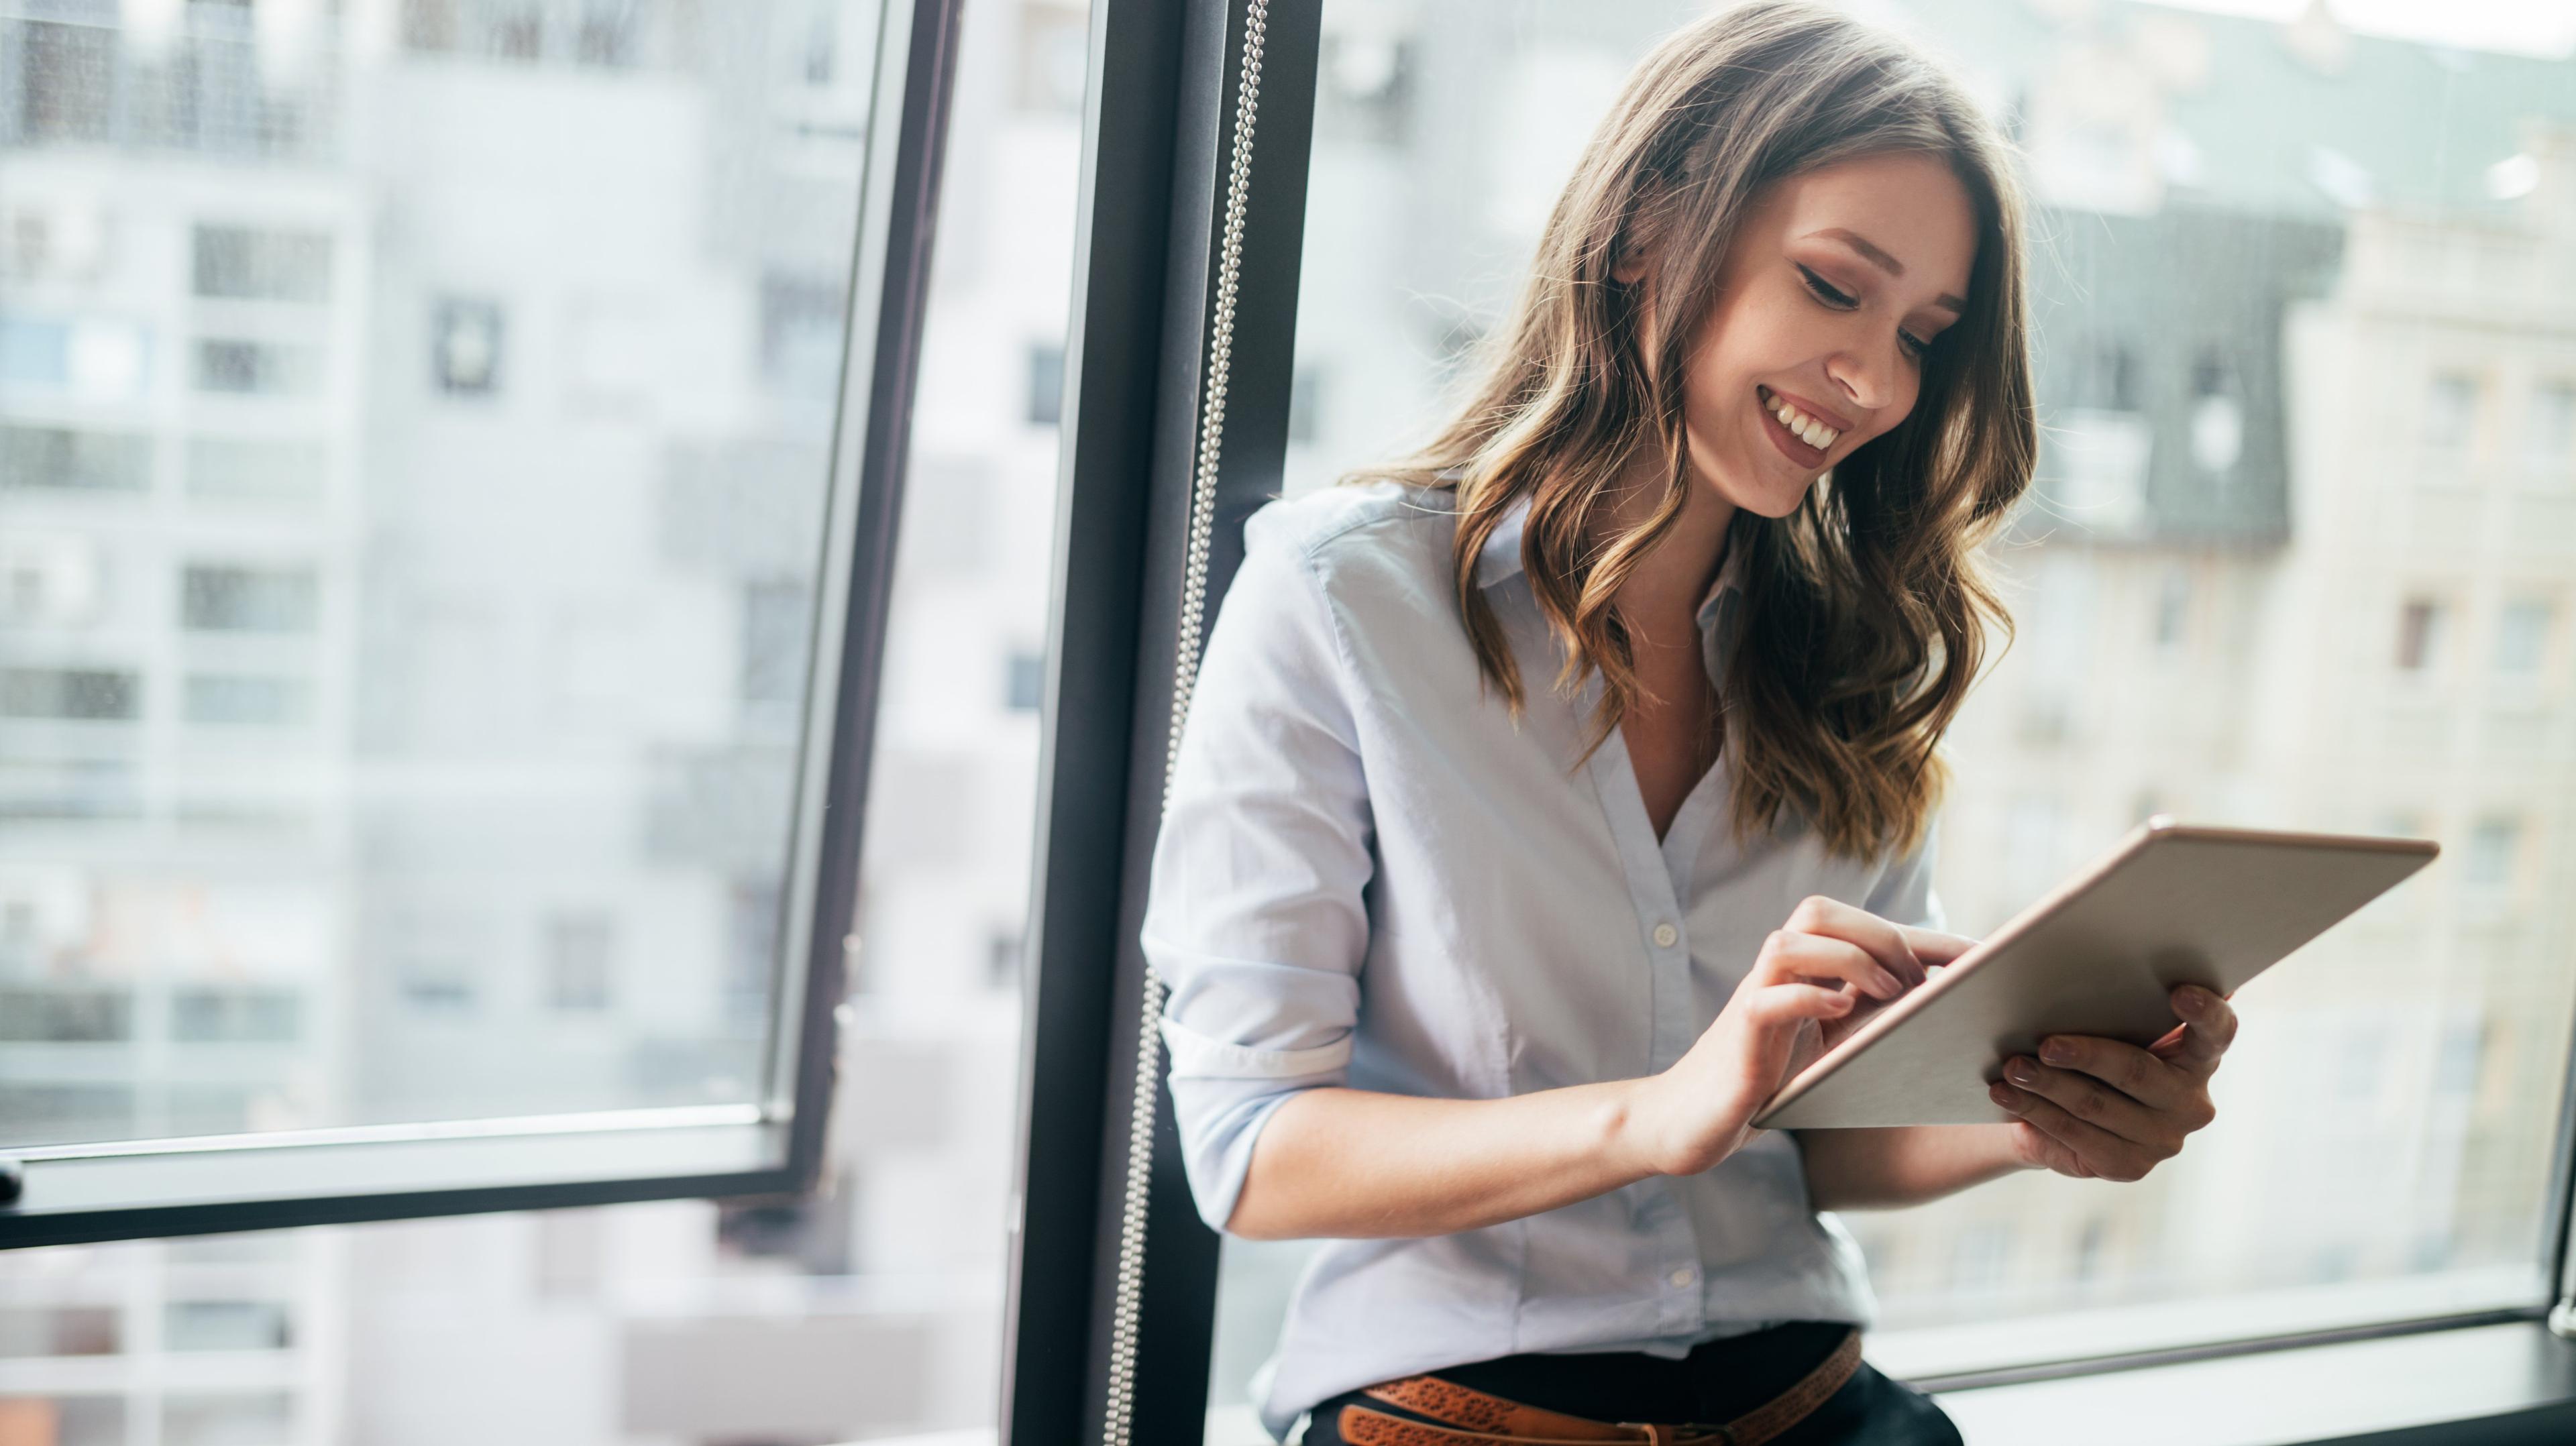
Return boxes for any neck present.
[1597,450,1738,635]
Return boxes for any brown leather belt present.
[1335,1327,1863,1446]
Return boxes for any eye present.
[1796,264,1856,309]
[1898,329,1931,362]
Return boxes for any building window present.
[2068,335,2141,412]
[164,1300,292,1352]
[195,339,321,397]
[186,437,327,505]
[987,927,1024,989]
[0,425,150,492]
[0,667,140,721]
[2423,371,2479,449]
[1287,364,1328,445]
[2528,380,2576,472]
[0,985,133,1043]
[191,225,333,304]
[184,674,313,726]
[1005,649,1045,711]
[170,987,301,1045]
[2153,568,2190,649]
[547,915,616,1013]
[2462,816,2519,893]
[2493,599,2551,675]
[0,1305,121,1357]
[398,972,475,1015]
[433,298,505,396]
[575,0,640,68]
[15,20,115,143]
[164,1393,292,1446]
[761,274,847,399]
[726,881,782,1027]
[180,565,319,634]
[2188,349,2243,477]
[741,581,813,708]
[1026,342,1065,427]
[2394,597,2445,673]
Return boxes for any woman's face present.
[1645,151,1978,519]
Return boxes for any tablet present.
[1750,818,2438,1130]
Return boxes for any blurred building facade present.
[2,0,1079,1441]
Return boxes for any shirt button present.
[1668,1266,1697,1289]
[1652,924,1679,948]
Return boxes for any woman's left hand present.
[1988,984,2237,1182]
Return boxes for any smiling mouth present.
[1758,386,1842,451]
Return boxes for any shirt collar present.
[1472,492,1750,627]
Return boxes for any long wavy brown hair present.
[1371,0,2035,861]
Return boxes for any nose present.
[1823,339,1900,415]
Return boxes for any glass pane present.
[0,1,888,1146]
[1208,0,2576,1431]
[0,0,1081,1436]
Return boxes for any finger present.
[1998,1054,2184,1152]
[1779,897,1927,986]
[1897,926,1980,969]
[2035,1034,2188,1111]
[2004,1119,2094,1178]
[1989,1079,2163,1182]
[1746,982,1858,1027]
[1758,930,1907,1001]
[2165,985,2240,1070]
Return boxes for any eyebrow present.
[1814,227,1968,313]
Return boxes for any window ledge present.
[1931,1321,2576,1446]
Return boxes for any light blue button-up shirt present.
[1142,480,1943,1439]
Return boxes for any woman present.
[1143,4,2237,1442]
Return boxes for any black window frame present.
[0,0,965,1251]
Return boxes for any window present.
[546,914,616,1013]
[1005,648,1045,710]
[1287,362,1328,444]
[0,0,941,1262]
[194,339,321,397]
[2424,370,2480,449]
[170,987,301,1045]
[2395,596,2446,672]
[182,673,312,726]
[0,667,141,722]
[191,225,333,304]
[2153,567,2190,649]
[186,437,326,504]
[179,565,318,633]
[2462,816,2520,893]
[2526,380,2575,472]
[0,425,150,493]
[1161,3,2576,1436]
[431,298,504,394]
[1026,341,1065,426]
[2494,598,2551,675]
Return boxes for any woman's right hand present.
[1619,897,1977,1178]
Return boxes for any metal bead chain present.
[1104,3,1268,1443]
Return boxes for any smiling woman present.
[1139,3,2097,1442]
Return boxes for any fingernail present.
[2006,1058,2037,1084]
[2176,988,2205,1015]
[1989,1082,2022,1109]
[2039,1040,2072,1064]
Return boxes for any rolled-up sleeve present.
[1142,506,1377,1233]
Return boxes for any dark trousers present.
[1299,1321,1962,1446]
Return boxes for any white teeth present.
[1764,392,1838,450]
